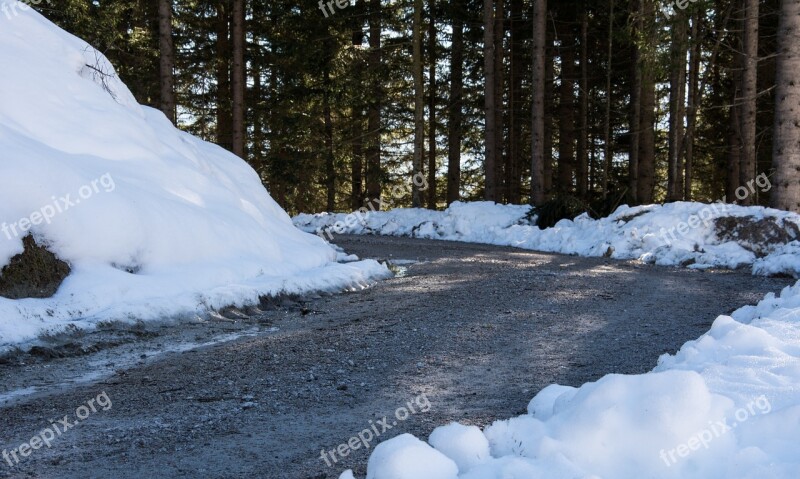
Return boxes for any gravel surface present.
[0,235,793,479]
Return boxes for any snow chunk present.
[366,434,458,479]
[429,423,490,472]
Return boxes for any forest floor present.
[0,235,793,479]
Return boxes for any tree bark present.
[507,0,523,204]
[351,20,365,210]
[577,8,589,200]
[323,67,335,212]
[427,2,437,209]
[602,0,614,200]
[447,0,464,205]
[494,0,505,202]
[157,0,176,124]
[684,12,702,201]
[637,0,656,204]
[351,108,364,209]
[530,0,547,205]
[728,103,742,201]
[366,0,382,208]
[413,0,425,208]
[231,0,246,158]
[771,0,800,212]
[483,0,498,201]
[738,0,759,204]
[667,11,687,201]
[557,30,576,194]
[543,31,554,197]
[629,0,642,205]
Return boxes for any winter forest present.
[2,1,800,478]
[34,0,800,216]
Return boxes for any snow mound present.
[339,433,459,479]
[347,282,800,478]
[0,2,389,345]
[429,423,491,473]
[295,201,800,276]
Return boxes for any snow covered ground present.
[295,200,800,277]
[339,251,800,478]
[0,3,389,346]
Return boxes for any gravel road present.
[0,235,793,479]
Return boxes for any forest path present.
[0,235,792,479]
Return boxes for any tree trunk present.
[728,103,742,200]
[637,0,656,204]
[771,0,800,212]
[351,108,364,209]
[157,0,176,124]
[738,0,759,204]
[577,8,589,200]
[494,0,505,202]
[602,0,614,200]
[323,67,335,212]
[351,22,365,210]
[252,62,263,174]
[628,0,642,205]
[366,0,383,208]
[507,0,523,204]
[543,30,555,197]
[684,12,702,201]
[412,0,425,208]
[557,31,576,194]
[215,1,232,151]
[483,0,498,201]
[447,0,464,205]
[231,0,246,159]
[667,11,687,201]
[427,2,437,209]
[530,0,547,205]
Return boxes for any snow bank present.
[0,1,389,345]
[341,282,800,479]
[295,201,800,276]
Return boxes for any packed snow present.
[0,2,389,346]
[341,281,800,478]
[294,199,800,277]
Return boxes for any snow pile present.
[342,282,800,479]
[295,201,800,276]
[0,2,389,345]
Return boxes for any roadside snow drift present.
[0,2,388,345]
[343,282,800,478]
[295,201,800,276]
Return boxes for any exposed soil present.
[0,235,70,299]
[0,235,793,479]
